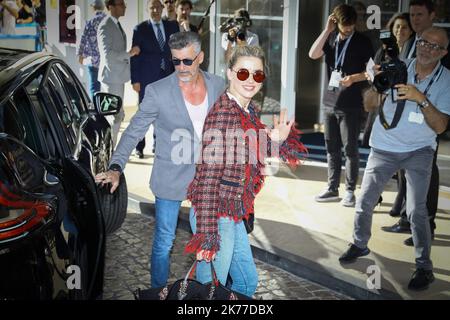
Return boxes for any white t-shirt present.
[185,93,209,139]
[0,1,19,35]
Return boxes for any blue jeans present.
[189,208,258,297]
[87,65,100,100]
[150,197,181,288]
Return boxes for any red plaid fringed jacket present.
[185,93,307,260]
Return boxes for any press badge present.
[408,112,424,124]
[329,71,342,88]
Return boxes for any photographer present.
[309,4,373,207]
[362,13,414,147]
[221,8,259,61]
[382,0,450,247]
[339,27,450,291]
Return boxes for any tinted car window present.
[1,101,25,141]
[25,72,58,159]
[10,89,49,159]
[54,63,88,117]
[46,68,77,146]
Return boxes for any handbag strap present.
[184,260,219,282]
[178,260,219,300]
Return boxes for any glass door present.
[190,0,286,114]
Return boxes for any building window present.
[435,0,450,25]
[189,0,285,111]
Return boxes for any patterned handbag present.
[134,260,253,300]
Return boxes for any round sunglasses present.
[232,68,266,83]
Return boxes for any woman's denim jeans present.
[189,207,258,297]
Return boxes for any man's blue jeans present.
[189,208,258,297]
[87,65,100,100]
[150,197,181,288]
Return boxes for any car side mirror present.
[94,92,123,116]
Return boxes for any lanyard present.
[334,33,353,71]
[415,63,443,98]
[407,37,418,59]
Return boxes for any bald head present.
[422,26,449,49]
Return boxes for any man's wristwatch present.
[418,98,430,109]
[108,164,123,174]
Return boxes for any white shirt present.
[0,1,19,35]
[221,30,259,50]
[226,91,250,112]
[185,93,208,139]
[150,18,166,43]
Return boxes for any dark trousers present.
[135,68,171,153]
[394,141,439,232]
[136,137,146,152]
[324,109,361,192]
[87,65,100,100]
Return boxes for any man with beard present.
[95,32,225,288]
[340,27,450,291]
[382,0,450,248]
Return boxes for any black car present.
[0,48,127,300]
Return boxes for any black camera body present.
[220,17,251,42]
[373,30,408,93]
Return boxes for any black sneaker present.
[315,189,339,202]
[404,233,434,247]
[408,268,434,291]
[339,244,370,263]
[135,150,144,159]
[381,221,411,234]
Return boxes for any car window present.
[10,89,49,159]
[25,73,59,159]
[46,68,78,146]
[1,101,25,141]
[54,63,89,117]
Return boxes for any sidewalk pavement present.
[119,105,450,300]
[103,211,350,300]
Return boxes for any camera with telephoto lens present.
[373,30,408,94]
[219,16,252,42]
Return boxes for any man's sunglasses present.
[417,38,446,51]
[164,0,174,4]
[172,53,200,66]
[232,68,266,83]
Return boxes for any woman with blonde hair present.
[185,45,306,297]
